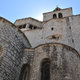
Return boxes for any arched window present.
[41,58,50,80]
[53,14,57,18]
[58,13,63,18]
[19,64,30,80]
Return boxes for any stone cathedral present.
[0,7,80,80]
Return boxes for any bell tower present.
[43,7,73,21]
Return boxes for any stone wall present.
[21,18,75,49]
[15,14,80,54]
[0,17,30,80]
[15,17,42,28]
[24,43,80,80]
[68,15,80,53]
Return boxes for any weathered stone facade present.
[24,43,80,80]
[15,7,80,53]
[0,7,80,80]
[0,17,30,80]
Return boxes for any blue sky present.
[0,0,80,23]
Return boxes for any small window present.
[58,13,63,18]
[28,24,37,30]
[23,24,26,28]
[29,24,33,29]
[18,24,26,29]
[33,26,37,29]
[53,14,57,18]
[51,27,54,31]
[69,26,71,29]
[19,26,22,29]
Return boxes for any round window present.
[51,27,54,30]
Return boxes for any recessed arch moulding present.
[23,43,80,80]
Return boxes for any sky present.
[0,0,80,23]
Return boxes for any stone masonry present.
[0,7,80,80]
[0,17,30,80]
[24,43,80,80]
[15,7,80,53]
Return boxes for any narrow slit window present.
[41,59,50,80]
[19,64,30,80]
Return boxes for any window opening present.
[18,24,26,29]
[58,13,63,18]
[41,59,50,80]
[19,64,30,80]
[51,27,54,31]
[33,26,37,29]
[23,24,26,28]
[53,14,57,18]
[28,24,37,30]
[29,24,33,29]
